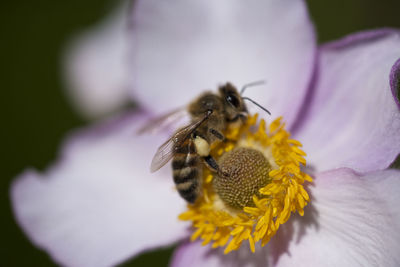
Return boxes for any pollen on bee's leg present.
[194,136,210,157]
[178,114,313,254]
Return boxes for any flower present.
[10,1,400,267]
[179,114,312,254]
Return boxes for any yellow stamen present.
[178,114,312,254]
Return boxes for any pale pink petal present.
[294,30,400,172]
[63,2,131,119]
[171,240,269,267]
[171,168,400,267]
[11,112,189,267]
[271,168,400,267]
[390,58,400,107]
[130,0,316,127]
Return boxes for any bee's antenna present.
[242,97,271,115]
[240,80,266,95]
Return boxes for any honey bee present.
[143,82,270,203]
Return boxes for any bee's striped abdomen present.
[172,139,201,203]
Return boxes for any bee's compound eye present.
[226,94,240,108]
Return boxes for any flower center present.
[214,147,272,209]
[179,114,312,254]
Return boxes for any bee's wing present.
[150,112,211,173]
[137,107,189,135]
[150,136,177,173]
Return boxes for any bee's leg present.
[209,128,225,141]
[203,155,229,178]
[209,128,235,143]
[203,155,218,171]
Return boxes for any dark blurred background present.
[2,0,400,266]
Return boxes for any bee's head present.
[219,83,248,122]
[221,81,272,122]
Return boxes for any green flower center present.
[213,147,272,209]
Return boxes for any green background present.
[2,0,400,266]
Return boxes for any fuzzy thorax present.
[179,114,312,254]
